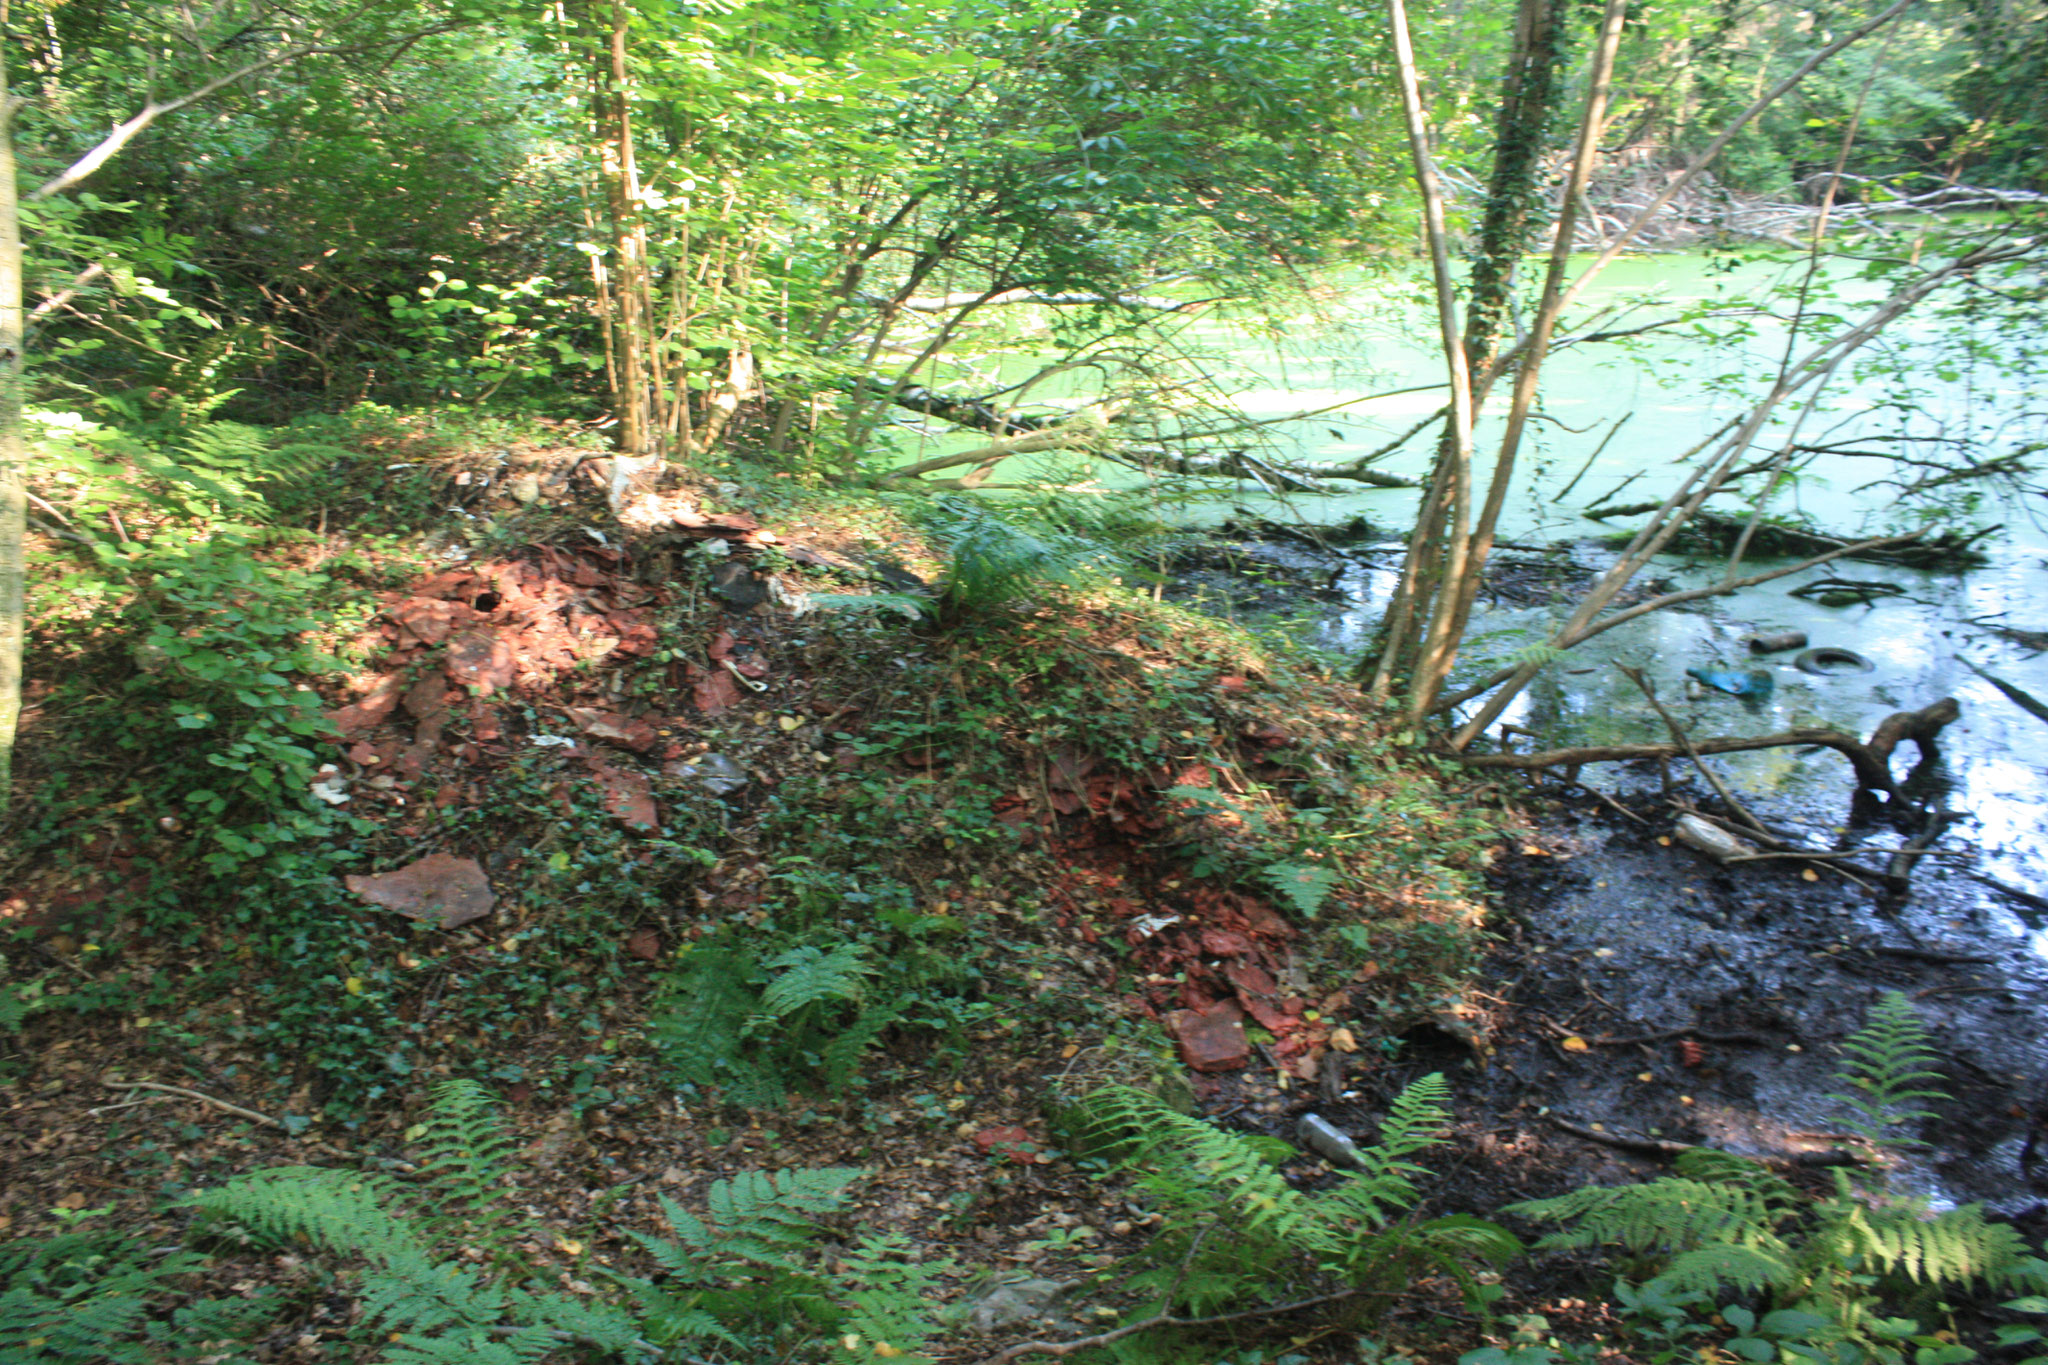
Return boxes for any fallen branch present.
[100,1080,287,1130]
[1460,698,1959,794]
[977,1288,1370,1364]
[1546,1116,1864,1168]
[1620,665,1773,841]
[1959,658,2048,725]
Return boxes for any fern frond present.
[819,1001,902,1093]
[1652,1242,1797,1296]
[1513,1175,1794,1256]
[837,1229,953,1360]
[648,941,762,1091]
[708,1167,863,1236]
[412,1079,515,1221]
[1079,1086,1308,1238]
[1827,991,1947,1143]
[1825,1199,2030,1289]
[187,1166,424,1267]
[759,942,874,1017]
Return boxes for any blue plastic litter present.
[1686,666,1775,698]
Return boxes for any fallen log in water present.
[1676,511,1992,569]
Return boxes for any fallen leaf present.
[1561,1036,1590,1052]
[1330,1027,1358,1053]
[1801,867,1820,881]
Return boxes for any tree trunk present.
[0,68,21,811]
[596,0,658,511]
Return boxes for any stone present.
[1170,1000,1249,1072]
[966,1279,1072,1334]
[345,854,495,929]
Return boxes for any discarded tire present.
[1794,647,1876,676]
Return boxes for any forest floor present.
[3,419,2044,1364]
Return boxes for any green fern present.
[1827,990,1946,1144]
[1509,993,2035,1356]
[0,1224,276,1363]
[649,933,901,1104]
[919,498,1111,622]
[759,941,874,1017]
[185,1093,644,1364]
[410,1079,518,1240]
[647,937,769,1096]
[619,1168,949,1361]
[1074,1074,1515,1328]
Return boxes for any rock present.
[345,854,495,928]
[507,473,542,504]
[1170,1000,1249,1072]
[965,1278,1072,1334]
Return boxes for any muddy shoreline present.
[1170,528,2048,1229]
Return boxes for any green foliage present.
[915,498,1115,624]
[1503,993,2038,1361]
[1826,990,1947,1144]
[647,929,904,1105]
[1074,1075,1516,1333]
[186,1083,640,1364]
[622,1168,951,1362]
[0,1214,276,1364]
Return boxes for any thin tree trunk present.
[1428,0,1628,722]
[597,0,658,510]
[0,54,22,811]
[1382,0,1476,727]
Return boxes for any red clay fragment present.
[1200,928,1255,956]
[691,666,742,714]
[972,1126,1039,1163]
[444,628,518,696]
[328,674,406,739]
[1171,1000,1249,1072]
[567,706,658,752]
[345,854,495,929]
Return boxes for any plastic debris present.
[1686,666,1775,698]
[310,764,352,805]
[675,752,748,795]
[1297,1113,1365,1168]
[1672,814,1756,863]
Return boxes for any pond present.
[1160,249,2048,932]
[1147,249,2048,1212]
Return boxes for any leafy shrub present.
[116,541,371,876]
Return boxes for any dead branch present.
[977,1288,1371,1364]
[99,1080,287,1130]
[1459,697,1960,793]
